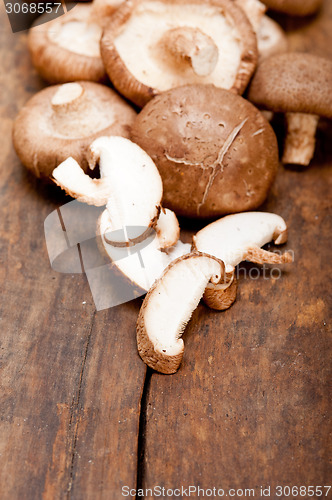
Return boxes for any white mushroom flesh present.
[257,16,288,61]
[235,0,266,32]
[89,137,163,231]
[114,2,243,90]
[155,208,180,249]
[143,255,224,352]
[194,212,288,272]
[53,137,163,243]
[48,20,102,58]
[282,113,320,166]
[99,207,191,291]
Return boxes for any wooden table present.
[0,2,331,499]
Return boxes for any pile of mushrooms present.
[11,0,331,373]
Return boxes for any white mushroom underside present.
[144,256,223,351]
[194,212,287,271]
[114,2,242,90]
[99,208,191,291]
[48,20,102,57]
[91,137,163,230]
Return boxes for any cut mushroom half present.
[100,0,258,106]
[137,252,226,374]
[193,212,292,274]
[248,53,332,166]
[193,212,292,309]
[12,82,136,179]
[98,207,190,293]
[53,136,163,245]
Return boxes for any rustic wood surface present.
[0,1,331,499]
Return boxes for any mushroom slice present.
[28,4,105,83]
[131,85,279,218]
[260,0,322,16]
[12,82,136,179]
[193,211,292,274]
[137,253,225,374]
[155,208,180,250]
[54,136,163,244]
[98,208,190,292]
[248,53,332,166]
[100,0,258,106]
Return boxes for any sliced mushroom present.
[98,206,190,293]
[193,211,292,274]
[28,4,107,83]
[137,252,226,374]
[100,0,257,106]
[131,84,278,218]
[248,53,332,166]
[13,82,136,179]
[53,136,163,245]
[260,0,322,16]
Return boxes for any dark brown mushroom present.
[248,52,332,165]
[131,84,279,218]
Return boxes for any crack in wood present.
[66,310,96,498]
[135,367,152,500]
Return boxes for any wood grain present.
[0,1,331,499]
[0,4,145,499]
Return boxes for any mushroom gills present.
[137,253,225,373]
[48,19,102,58]
[114,2,242,90]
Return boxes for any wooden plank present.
[141,1,332,494]
[0,6,145,499]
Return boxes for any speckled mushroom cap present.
[248,53,332,118]
[100,0,258,107]
[13,82,137,179]
[261,0,322,16]
[28,4,106,83]
[131,84,278,218]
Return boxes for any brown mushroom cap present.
[28,4,106,83]
[248,53,332,118]
[100,0,257,107]
[13,82,137,179]
[131,84,278,218]
[261,0,322,16]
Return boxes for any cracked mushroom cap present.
[12,82,136,179]
[28,4,106,83]
[100,0,257,107]
[261,0,322,16]
[136,252,226,374]
[248,53,332,118]
[131,84,278,218]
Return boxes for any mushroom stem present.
[160,27,218,76]
[245,246,293,264]
[51,83,85,112]
[203,274,237,311]
[282,112,319,166]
